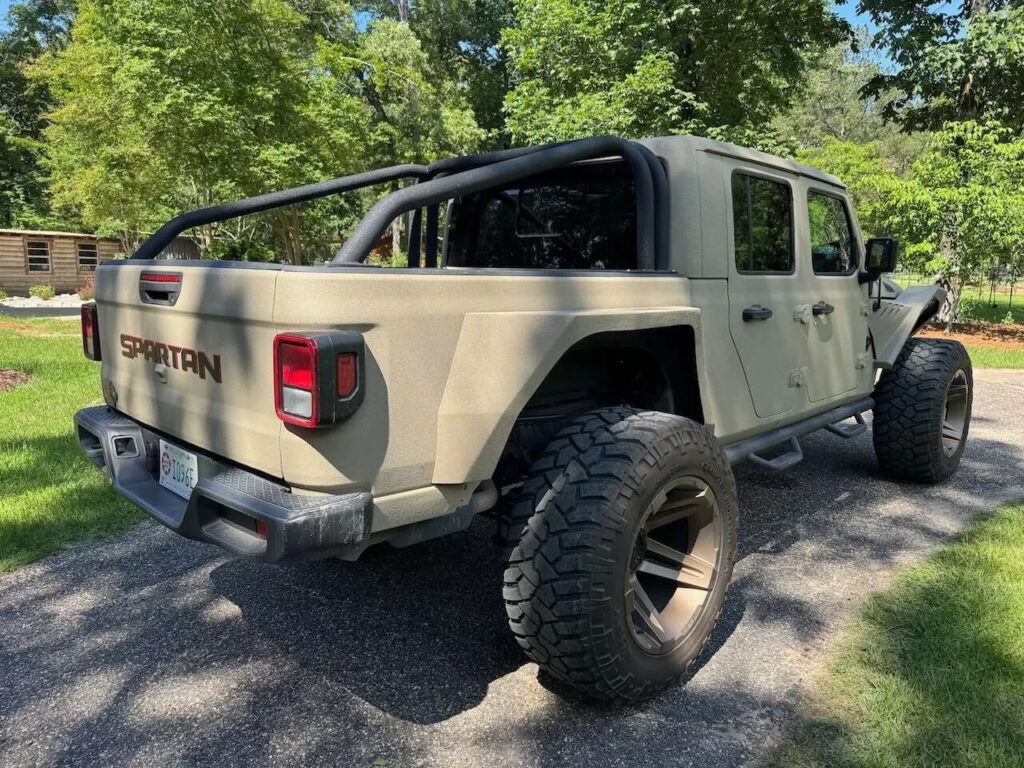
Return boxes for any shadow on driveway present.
[0,372,1021,767]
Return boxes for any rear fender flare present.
[432,308,707,484]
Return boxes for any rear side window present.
[808,191,857,274]
[731,173,793,273]
[446,160,637,270]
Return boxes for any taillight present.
[275,335,319,426]
[273,332,364,428]
[81,303,101,361]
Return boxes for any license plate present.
[158,439,198,499]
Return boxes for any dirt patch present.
[918,322,1024,350]
[0,318,79,337]
[0,369,31,392]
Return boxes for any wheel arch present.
[432,308,708,484]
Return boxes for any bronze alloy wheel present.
[941,369,970,457]
[627,476,724,655]
[504,407,738,702]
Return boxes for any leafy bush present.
[29,285,55,300]
[0,291,7,301]
[77,276,95,300]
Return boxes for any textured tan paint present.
[91,136,899,534]
[433,307,704,483]
[95,262,284,478]
[270,271,706,500]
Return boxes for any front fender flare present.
[432,307,706,484]
[869,284,945,368]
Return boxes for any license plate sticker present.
[158,439,198,500]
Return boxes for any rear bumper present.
[74,405,372,561]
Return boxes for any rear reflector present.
[337,353,357,398]
[81,303,101,361]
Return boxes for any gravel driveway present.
[1,369,1022,768]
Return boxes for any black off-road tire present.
[873,338,973,483]
[502,407,738,703]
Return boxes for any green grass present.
[0,316,142,573]
[965,346,1024,369]
[775,502,1024,768]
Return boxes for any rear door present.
[725,166,804,419]
[800,185,869,402]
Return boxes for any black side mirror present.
[865,237,898,274]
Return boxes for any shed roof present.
[0,228,121,240]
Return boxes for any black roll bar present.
[130,164,430,260]
[333,136,660,269]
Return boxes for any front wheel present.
[873,338,973,483]
[502,408,738,703]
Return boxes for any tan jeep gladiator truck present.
[74,136,971,703]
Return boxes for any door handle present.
[812,302,835,316]
[742,305,773,321]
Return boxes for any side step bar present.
[723,397,873,468]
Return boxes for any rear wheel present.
[873,338,973,483]
[502,407,738,703]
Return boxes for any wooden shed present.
[0,229,124,296]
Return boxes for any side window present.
[732,173,793,273]
[77,242,99,271]
[26,240,51,273]
[807,191,856,274]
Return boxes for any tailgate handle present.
[139,272,182,306]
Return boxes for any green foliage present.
[862,1,1024,132]
[801,122,1024,321]
[0,0,75,229]
[28,284,54,300]
[502,0,848,146]
[893,123,1024,281]
[358,0,514,142]
[0,291,8,300]
[30,0,483,261]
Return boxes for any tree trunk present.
[272,206,302,265]
[937,276,963,333]
[391,216,402,262]
[934,233,961,331]
[396,0,409,22]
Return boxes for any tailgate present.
[94,262,284,479]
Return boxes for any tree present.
[0,0,74,228]
[502,0,849,147]
[798,137,906,241]
[358,0,514,141]
[32,0,483,261]
[888,123,1024,326]
[861,0,1024,132]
